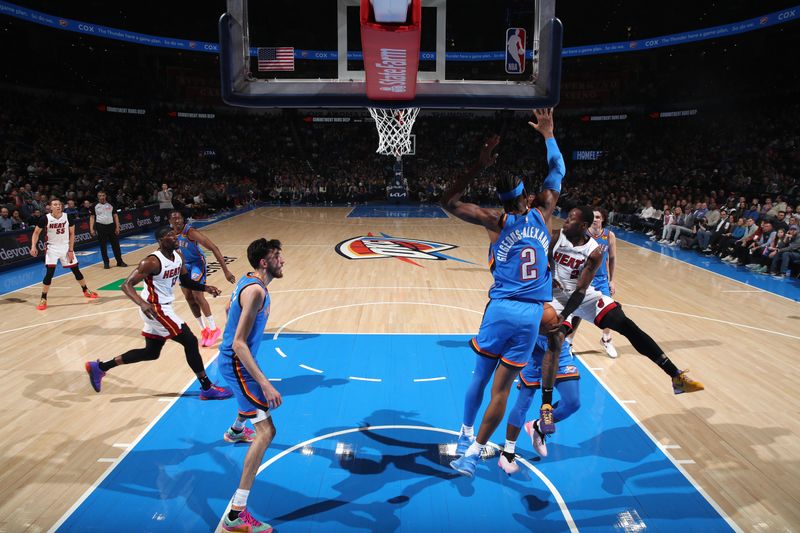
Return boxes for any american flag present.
[257,47,295,71]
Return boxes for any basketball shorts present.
[45,245,77,268]
[518,335,579,388]
[550,286,618,327]
[219,354,271,418]
[139,304,184,339]
[592,277,611,297]
[183,259,207,285]
[470,298,544,368]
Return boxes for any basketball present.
[539,303,559,334]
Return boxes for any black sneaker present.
[117,262,128,267]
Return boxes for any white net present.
[368,107,420,159]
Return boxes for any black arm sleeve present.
[179,273,206,292]
[561,289,586,318]
[36,215,47,229]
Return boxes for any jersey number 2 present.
[520,248,538,280]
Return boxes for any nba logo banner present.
[505,28,526,74]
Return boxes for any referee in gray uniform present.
[89,191,127,269]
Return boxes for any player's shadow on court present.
[269,330,321,341]
[21,370,164,408]
[263,409,557,531]
[277,375,349,397]
[437,339,469,349]
[0,297,26,304]
[579,338,721,358]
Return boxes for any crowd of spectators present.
[557,105,800,279]
[2,91,798,279]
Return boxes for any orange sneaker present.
[83,289,99,299]
[36,298,47,310]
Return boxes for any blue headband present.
[497,181,524,202]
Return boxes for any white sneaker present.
[601,337,618,358]
[524,419,548,457]
[498,453,520,475]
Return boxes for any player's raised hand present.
[205,285,222,297]
[478,134,501,168]
[529,108,554,138]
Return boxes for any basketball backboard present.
[219,0,562,109]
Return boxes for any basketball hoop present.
[368,107,420,159]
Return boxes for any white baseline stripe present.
[348,376,382,382]
[215,425,578,533]
[413,377,446,382]
[575,353,743,532]
[275,347,287,358]
[299,364,323,374]
[96,458,117,463]
[48,352,223,533]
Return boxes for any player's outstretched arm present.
[122,257,161,319]
[189,228,236,284]
[441,135,503,232]
[529,109,566,223]
[234,284,282,409]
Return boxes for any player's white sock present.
[197,316,206,330]
[231,488,249,508]
[504,439,516,454]
[206,314,216,330]
[461,424,474,437]
[232,418,246,431]
[466,441,485,457]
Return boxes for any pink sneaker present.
[200,328,211,347]
[498,453,520,475]
[204,327,222,347]
[224,427,255,443]
[222,507,272,532]
[524,419,548,457]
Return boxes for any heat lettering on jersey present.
[162,267,181,279]
[49,221,68,234]
[553,251,585,270]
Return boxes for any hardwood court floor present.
[0,207,797,531]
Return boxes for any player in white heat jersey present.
[29,198,98,310]
[84,225,232,400]
[546,206,704,396]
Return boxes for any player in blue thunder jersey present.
[170,211,236,348]
[498,333,581,473]
[217,238,284,533]
[589,208,618,357]
[441,108,566,479]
